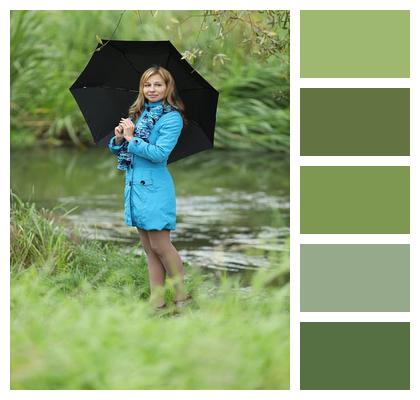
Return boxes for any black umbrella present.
[69,40,219,163]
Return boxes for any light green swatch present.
[300,10,410,77]
[301,244,410,312]
[300,166,410,234]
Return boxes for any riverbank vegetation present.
[10,194,290,389]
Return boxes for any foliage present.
[10,194,290,389]
[184,10,289,62]
[214,59,289,151]
[10,10,289,152]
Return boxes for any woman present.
[108,66,190,310]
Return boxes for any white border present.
[300,79,411,87]
[300,157,411,165]
[289,7,300,392]
[300,313,411,322]
[1,3,10,399]
[300,235,411,244]
[3,1,420,399]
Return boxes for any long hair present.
[128,66,187,124]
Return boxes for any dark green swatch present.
[301,10,410,77]
[300,88,410,156]
[300,166,410,234]
[300,322,410,389]
[300,244,410,312]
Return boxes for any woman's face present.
[143,74,167,102]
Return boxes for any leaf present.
[95,35,103,45]
[212,53,230,66]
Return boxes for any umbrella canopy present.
[69,40,219,163]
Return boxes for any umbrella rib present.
[110,43,142,76]
[101,86,139,93]
[165,52,170,69]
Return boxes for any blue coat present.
[109,103,183,230]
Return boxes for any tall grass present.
[10,10,289,152]
[10,192,196,300]
[215,59,289,151]
[10,194,290,389]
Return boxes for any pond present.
[11,146,289,278]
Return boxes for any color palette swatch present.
[300,88,410,156]
[300,10,410,77]
[300,244,410,312]
[300,322,410,389]
[300,166,410,234]
[299,9,411,391]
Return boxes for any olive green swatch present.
[300,166,410,234]
[300,322,410,389]
[300,88,410,156]
[300,10,410,77]
[300,244,410,312]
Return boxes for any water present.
[11,146,289,274]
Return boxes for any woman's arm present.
[109,124,126,155]
[108,135,125,155]
[127,112,183,163]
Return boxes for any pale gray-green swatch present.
[301,244,410,312]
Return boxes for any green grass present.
[10,194,290,389]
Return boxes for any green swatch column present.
[299,9,411,393]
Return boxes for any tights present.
[137,228,187,306]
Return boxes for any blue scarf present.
[117,101,174,170]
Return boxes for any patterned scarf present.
[117,101,174,170]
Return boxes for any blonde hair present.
[128,66,186,124]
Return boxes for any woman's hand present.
[114,124,124,145]
[120,118,135,142]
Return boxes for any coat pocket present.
[135,172,158,192]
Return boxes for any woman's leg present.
[137,228,166,307]
[147,230,188,302]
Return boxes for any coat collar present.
[145,100,163,108]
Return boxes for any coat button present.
[140,180,145,185]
